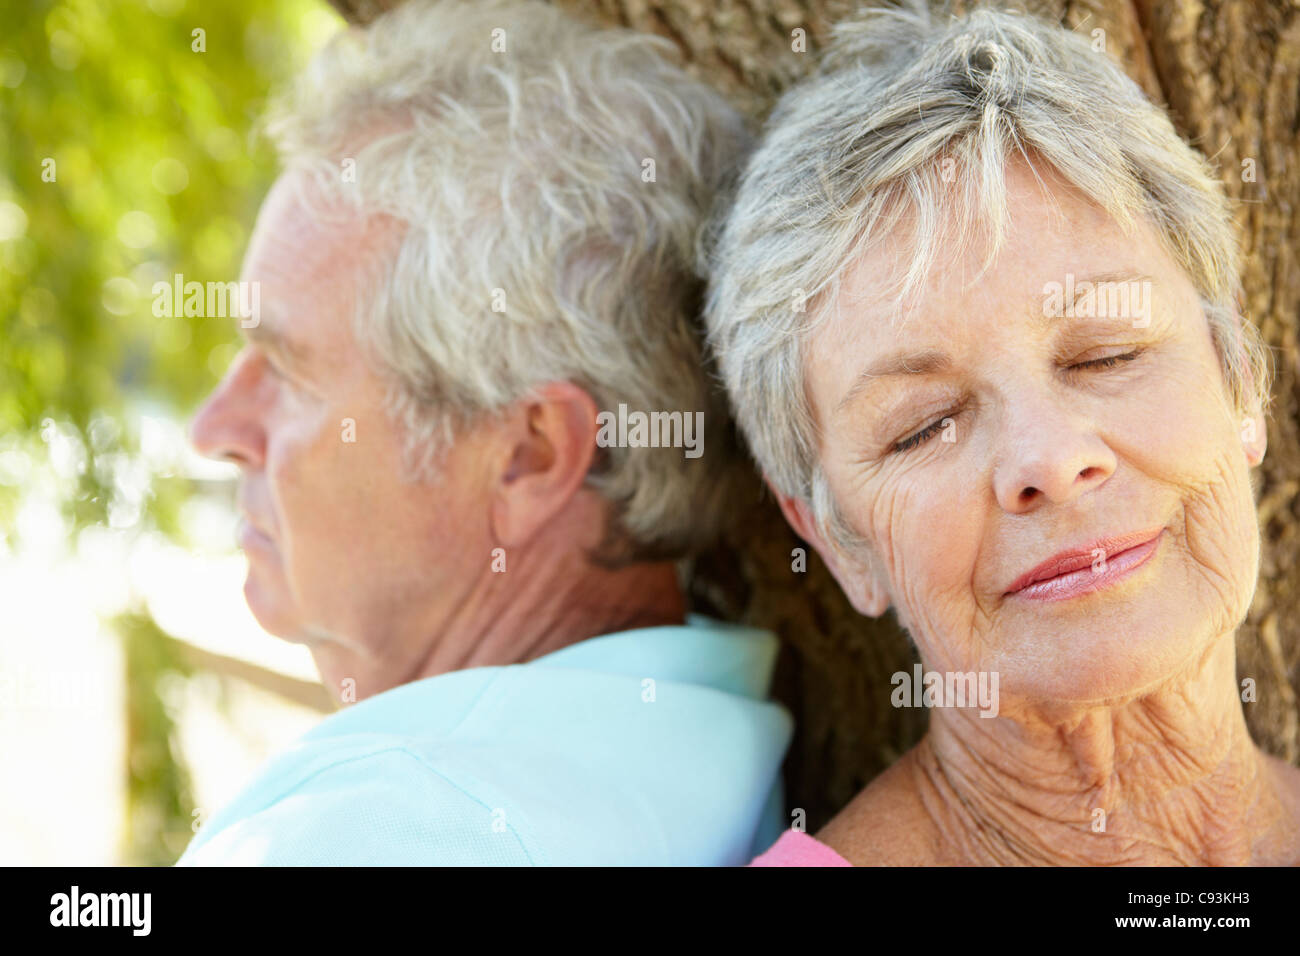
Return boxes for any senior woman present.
[706,1,1300,866]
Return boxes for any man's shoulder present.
[178,635,792,866]
[179,742,544,866]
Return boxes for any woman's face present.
[795,157,1267,703]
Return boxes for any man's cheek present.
[266,425,334,546]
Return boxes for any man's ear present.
[489,382,600,549]
[768,478,890,618]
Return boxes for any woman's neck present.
[905,633,1300,865]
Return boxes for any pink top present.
[748,829,853,866]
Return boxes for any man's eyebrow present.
[834,271,1158,415]
[243,319,311,364]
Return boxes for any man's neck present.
[422,548,685,676]
[313,538,686,700]
[904,635,1299,865]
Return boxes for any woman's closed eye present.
[893,414,953,454]
[1072,348,1145,372]
[889,348,1147,454]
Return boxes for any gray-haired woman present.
[705,2,1300,865]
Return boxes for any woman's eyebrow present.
[1041,270,1157,320]
[836,348,952,415]
[834,271,1158,415]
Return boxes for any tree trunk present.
[327,0,1300,831]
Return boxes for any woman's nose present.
[189,347,267,469]
[992,397,1116,513]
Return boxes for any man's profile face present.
[189,172,496,683]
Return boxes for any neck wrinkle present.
[909,632,1294,865]
[402,536,686,685]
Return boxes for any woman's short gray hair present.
[702,1,1274,549]
[262,0,750,563]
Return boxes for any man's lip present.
[238,515,274,545]
[1004,528,1165,595]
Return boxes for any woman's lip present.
[1007,530,1164,602]
[1005,527,1165,594]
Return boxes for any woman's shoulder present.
[748,747,944,867]
[748,829,853,867]
[811,750,947,865]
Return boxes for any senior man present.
[178,0,791,866]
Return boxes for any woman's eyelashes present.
[887,347,1147,455]
[1067,347,1145,372]
[893,414,953,453]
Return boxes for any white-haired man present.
[179,0,791,865]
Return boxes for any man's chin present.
[243,573,313,644]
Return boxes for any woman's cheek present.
[861,477,926,604]
[1181,444,1260,632]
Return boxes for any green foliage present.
[114,608,196,866]
[1,0,339,533]
[1,0,342,864]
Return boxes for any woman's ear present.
[768,478,890,617]
[1241,411,1267,467]
[1229,306,1269,468]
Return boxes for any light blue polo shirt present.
[176,615,792,865]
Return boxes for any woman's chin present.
[999,622,1215,705]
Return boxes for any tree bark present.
[326,0,1300,831]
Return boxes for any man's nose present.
[189,347,266,468]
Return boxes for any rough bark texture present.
[327,0,1300,831]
